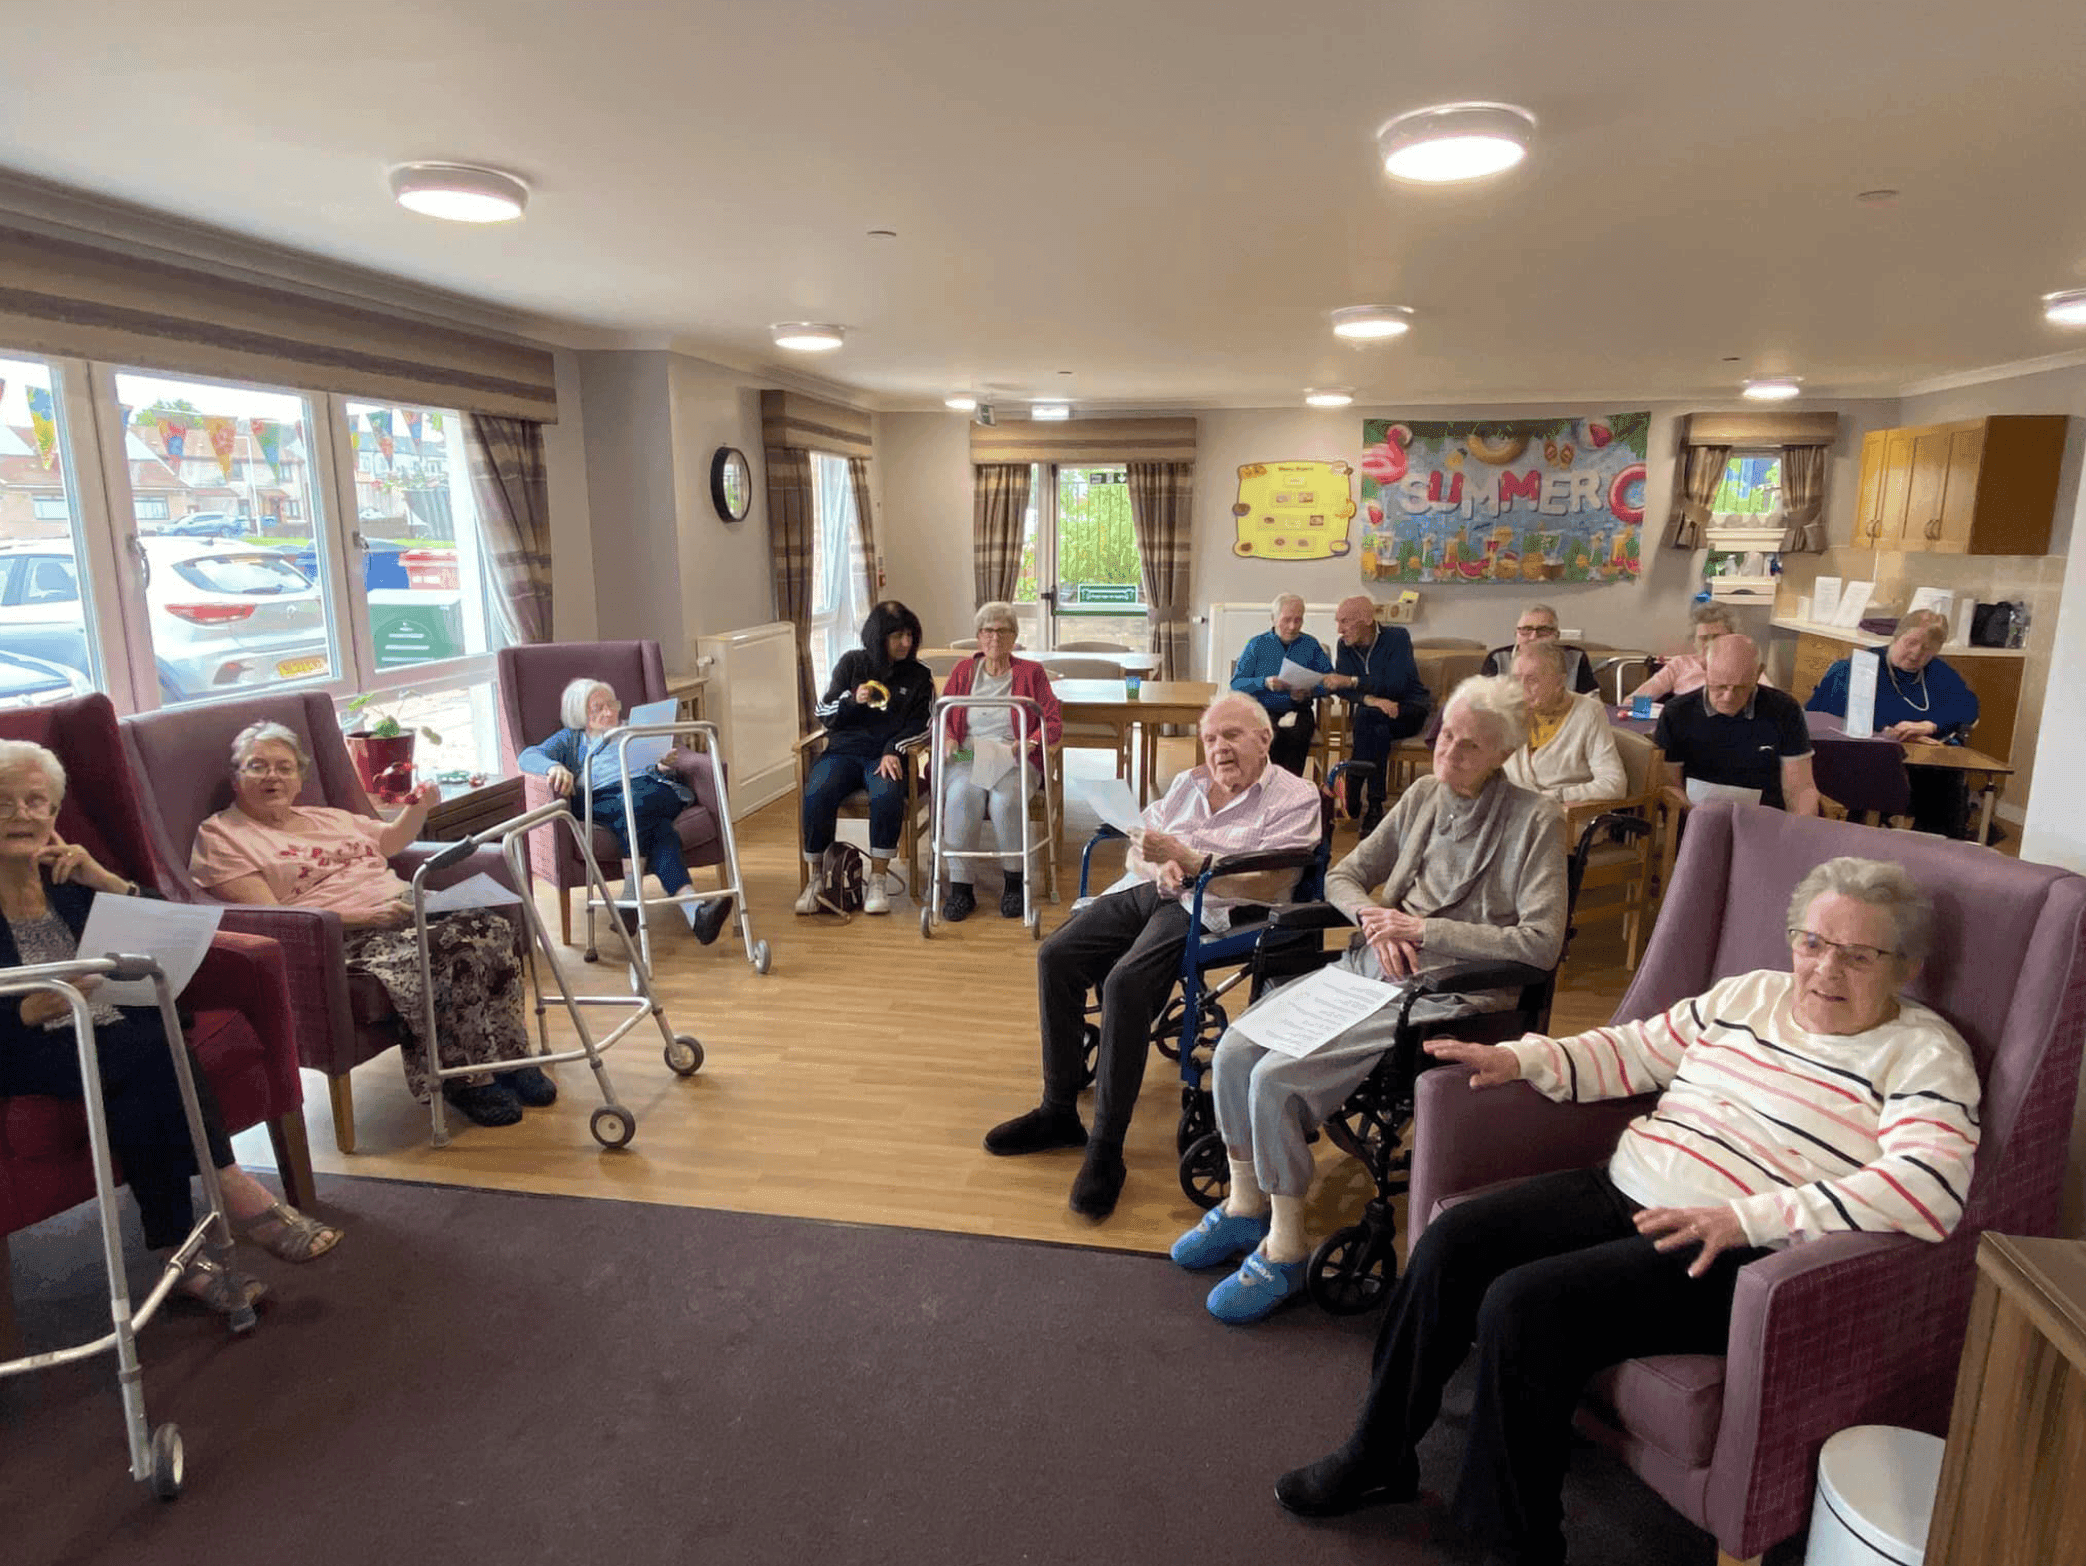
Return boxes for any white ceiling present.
[10,0,2086,409]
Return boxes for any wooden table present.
[414,776,525,841]
[1901,742,2014,845]
[922,647,1162,675]
[1052,678,1216,802]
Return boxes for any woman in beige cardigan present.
[1502,638,1625,804]
[1173,674,1570,1323]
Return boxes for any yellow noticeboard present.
[1231,460,1356,560]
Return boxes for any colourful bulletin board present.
[1231,460,1357,560]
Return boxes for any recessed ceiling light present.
[1376,102,1535,183]
[1031,403,1071,421]
[1742,376,1803,401]
[1330,305,1414,341]
[2043,289,2086,327]
[1304,388,1354,408]
[771,322,846,353]
[388,163,529,223]
[944,395,977,411]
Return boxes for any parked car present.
[156,511,250,539]
[0,648,92,710]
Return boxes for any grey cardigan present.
[1324,773,1569,978]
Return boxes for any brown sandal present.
[176,1255,270,1314]
[235,1201,344,1263]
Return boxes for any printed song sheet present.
[1226,964,1401,1059]
[76,896,225,1006]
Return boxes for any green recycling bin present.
[369,590,465,668]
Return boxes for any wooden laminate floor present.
[236,744,1640,1258]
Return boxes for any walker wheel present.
[752,939,772,975]
[1178,1130,1229,1210]
[920,906,933,938]
[1078,1022,1101,1089]
[590,1104,637,1149]
[1026,909,1041,941]
[147,1422,185,1500]
[228,1300,258,1336]
[1308,1223,1393,1316]
[582,947,600,964]
[665,1035,704,1076]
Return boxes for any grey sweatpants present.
[1211,945,1486,1197]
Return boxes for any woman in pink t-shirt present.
[1623,604,1775,703]
[191,721,539,1128]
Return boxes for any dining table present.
[920,647,1162,675]
[1050,678,1218,804]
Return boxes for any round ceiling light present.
[2042,289,2086,327]
[1376,102,1535,183]
[1330,305,1414,341]
[388,163,529,223]
[1304,388,1354,407]
[1031,403,1071,421]
[944,394,978,411]
[771,322,846,353]
[1742,376,1803,401]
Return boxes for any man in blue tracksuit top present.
[1230,593,1332,776]
[1325,594,1432,833]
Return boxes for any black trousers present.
[0,1010,236,1250]
[1344,722,1392,818]
[1339,1167,1765,1563]
[1269,706,1317,776]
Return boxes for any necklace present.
[1885,661,1931,713]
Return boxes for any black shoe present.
[1274,1448,1419,1518]
[508,1065,558,1108]
[689,897,733,945]
[1068,1139,1126,1219]
[443,1080,523,1127]
[611,903,641,936]
[983,1105,1088,1156]
[1358,807,1384,838]
[943,883,976,922]
[999,873,1025,919]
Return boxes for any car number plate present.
[277,655,326,678]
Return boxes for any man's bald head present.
[1703,633,1762,716]
[1334,596,1378,645]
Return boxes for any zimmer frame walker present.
[919,694,1055,941]
[412,802,704,1151]
[0,956,249,1501]
[576,719,770,977]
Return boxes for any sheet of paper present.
[1227,964,1402,1060]
[1831,579,1874,628]
[1275,657,1328,696]
[1906,586,1954,623]
[614,697,681,774]
[421,872,523,914]
[970,732,1015,790]
[1072,775,1147,838]
[75,895,225,1007]
[1844,648,1881,738]
[1811,576,1842,626]
[1685,778,1764,808]
[1951,597,1975,649]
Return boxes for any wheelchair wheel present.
[1175,1084,1214,1156]
[1178,1130,1229,1210]
[1078,1022,1100,1089]
[1307,1223,1393,1316]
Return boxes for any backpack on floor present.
[815,842,868,918]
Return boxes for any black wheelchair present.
[1172,810,1643,1315]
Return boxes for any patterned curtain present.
[972,464,1031,604]
[1778,443,1829,554]
[765,443,818,724]
[462,414,553,643]
[847,455,882,595]
[1126,460,1194,680]
[1664,442,1732,549]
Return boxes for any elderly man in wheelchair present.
[984,692,1323,1221]
[1171,674,1571,1324]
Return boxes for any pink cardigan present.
[939,655,1062,765]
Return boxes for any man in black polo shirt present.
[1654,634,1820,814]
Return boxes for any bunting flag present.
[403,409,424,443]
[203,414,238,480]
[156,414,189,463]
[428,411,444,435]
[250,417,286,480]
[366,408,396,461]
[25,386,58,469]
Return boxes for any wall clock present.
[711,447,753,521]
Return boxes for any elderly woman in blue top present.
[519,679,731,943]
[1232,593,1333,776]
[1805,609,1981,836]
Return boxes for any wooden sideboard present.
[1926,1233,2086,1566]
[1775,620,2026,764]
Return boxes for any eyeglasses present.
[978,626,1016,638]
[1789,928,1898,972]
[0,794,56,819]
[1515,623,1560,638]
[239,761,302,779]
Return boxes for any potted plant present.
[343,691,442,803]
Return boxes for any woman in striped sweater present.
[1274,855,1979,1566]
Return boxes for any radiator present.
[694,620,799,820]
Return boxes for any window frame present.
[1013,461,1146,650]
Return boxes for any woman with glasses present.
[1273,855,1979,1566]
[0,738,341,1316]
[190,721,540,1129]
[928,602,1061,920]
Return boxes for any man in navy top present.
[1323,594,1431,833]
[1230,593,1331,776]
[1654,634,1820,814]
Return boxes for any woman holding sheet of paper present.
[191,721,540,1130]
[929,602,1062,921]
[1172,675,1568,1324]
[0,738,341,1315]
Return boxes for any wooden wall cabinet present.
[1852,415,2067,554]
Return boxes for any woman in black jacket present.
[0,740,341,1313]
[796,601,933,915]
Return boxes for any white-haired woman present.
[1806,608,1981,835]
[1624,603,1771,702]
[191,721,541,1128]
[1274,856,1978,1566]
[517,678,730,941]
[1504,638,1626,803]
[0,738,341,1313]
[930,602,1062,920]
[1176,675,1569,1324]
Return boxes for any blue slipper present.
[1170,1206,1273,1270]
[1206,1250,1308,1324]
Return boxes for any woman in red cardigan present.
[934,602,1062,919]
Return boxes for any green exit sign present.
[1068,583,1141,605]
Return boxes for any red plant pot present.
[345,731,416,802]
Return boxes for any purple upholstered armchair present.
[121,691,516,1155]
[494,641,727,946]
[1407,802,2086,1563]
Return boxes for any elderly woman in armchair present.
[1268,855,1979,1566]
[191,721,543,1130]
[0,739,341,1315]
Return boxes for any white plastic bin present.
[1805,1425,1946,1566]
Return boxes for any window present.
[0,355,105,700]
[32,495,68,521]
[1011,462,1146,650]
[1713,453,1782,516]
[133,496,169,522]
[806,451,872,683]
[23,557,78,604]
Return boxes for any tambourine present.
[860,680,891,711]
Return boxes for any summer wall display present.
[1357,413,1650,584]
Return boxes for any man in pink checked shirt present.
[984,692,1323,1221]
